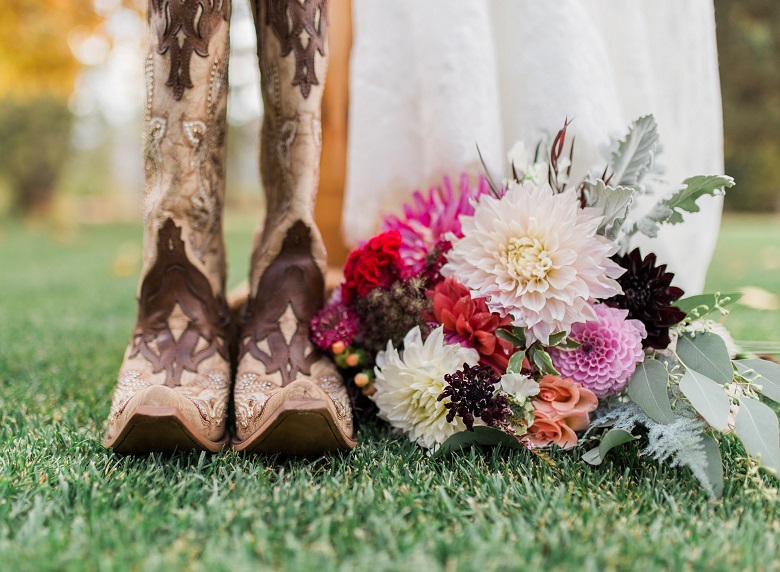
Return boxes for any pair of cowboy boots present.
[103,0,355,455]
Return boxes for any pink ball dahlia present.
[549,304,647,398]
[381,173,491,276]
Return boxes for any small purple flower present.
[549,304,647,398]
[438,363,511,430]
[310,302,362,351]
[381,174,491,277]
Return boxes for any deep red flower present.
[430,277,516,372]
[342,230,404,303]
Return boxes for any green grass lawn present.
[1,215,778,571]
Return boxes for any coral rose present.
[342,231,404,303]
[527,409,579,449]
[430,277,516,371]
[527,375,598,449]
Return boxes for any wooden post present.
[316,0,352,267]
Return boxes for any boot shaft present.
[142,0,232,296]
[252,0,329,236]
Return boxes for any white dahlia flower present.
[371,326,479,449]
[441,182,624,344]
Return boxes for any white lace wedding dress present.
[343,0,724,294]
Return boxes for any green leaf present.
[497,327,527,348]
[556,338,582,352]
[735,359,780,405]
[512,327,527,346]
[506,350,527,375]
[659,174,735,225]
[431,426,525,458]
[496,328,523,348]
[582,428,638,466]
[673,292,742,316]
[530,347,560,376]
[582,179,636,240]
[547,331,568,347]
[700,433,725,499]
[734,397,780,476]
[676,332,733,385]
[679,370,731,431]
[608,114,661,192]
[627,359,674,424]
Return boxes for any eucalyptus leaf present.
[506,350,527,375]
[608,114,661,193]
[431,426,525,458]
[735,359,780,404]
[734,397,780,476]
[679,370,731,431]
[582,179,636,240]
[627,359,674,424]
[700,432,725,499]
[674,292,742,316]
[676,332,733,385]
[582,428,638,466]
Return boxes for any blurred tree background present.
[0,1,777,219]
[0,0,101,215]
[715,0,780,211]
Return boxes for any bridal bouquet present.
[311,115,780,498]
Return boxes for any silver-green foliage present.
[589,403,721,498]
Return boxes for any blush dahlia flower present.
[549,304,647,398]
[441,182,624,345]
[381,174,491,276]
[372,326,479,449]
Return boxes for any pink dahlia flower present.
[381,173,491,277]
[549,304,647,398]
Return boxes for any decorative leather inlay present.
[265,0,328,99]
[130,218,229,386]
[150,0,231,100]
[239,221,325,385]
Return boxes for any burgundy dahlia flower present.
[604,248,686,349]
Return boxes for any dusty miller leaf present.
[608,114,661,193]
[582,179,636,240]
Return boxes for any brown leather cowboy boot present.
[233,0,356,455]
[103,0,232,453]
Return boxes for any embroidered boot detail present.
[150,0,231,100]
[239,221,324,386]
[263,0,328,98]
[130,218,229,387]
